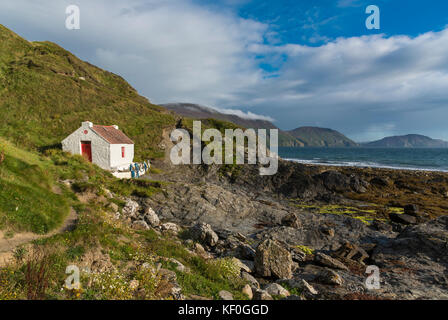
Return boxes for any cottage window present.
[122,147,125,158]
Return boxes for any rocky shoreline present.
[116,158,448,300]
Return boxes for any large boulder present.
[160,222,180,234]
[242,285,253,299]
[218,290,233,300]
[349,174,369,193]
[404,204,419,216]
[122,199,139,217]
[255,239,293,279]
[263,283,290,297]
[281,212,301,228]
[253,289,273,300]
[314,252,349,271]
[144,207,160,227]
[189,223,219,247]
[132,220,150,230]
[317,170,350,193]
[316,268,343,286]
[370,176,390,187]
[278,279,318,296]
[158,268,184,300]
[235,243,256,260]
[389,213,417,225]
[232,258,252,274]
[241,271,260,289]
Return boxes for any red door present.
[81,141,92,162]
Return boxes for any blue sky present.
[1,0,448,141]
[214,0,448,71]
[235,0,448,43]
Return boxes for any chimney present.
[82,121,93,128]
[113,125,119,130]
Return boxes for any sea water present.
[279,147,448,172]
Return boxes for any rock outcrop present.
[255,239,293,279]
[189,223,219,247]
[370,216,448,299]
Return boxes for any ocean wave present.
[283,158,448,172]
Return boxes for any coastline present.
[145,158,448,299]
[281,159,448,218]
[284,157,448,173]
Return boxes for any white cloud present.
[215,108,275,122]
[239,29,448,140]
[0,0,267,105]
[1,0,448,140]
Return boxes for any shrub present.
[207,257,241,281]
[296,245,314,255]
[0,268,20,300]
[24,249,53,300]
[12,245,27,264]
[85,271,134,300]
[133,265,168,300]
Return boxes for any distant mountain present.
[364,134,448,148]
[162,103,304,147]
[286,127,359,147]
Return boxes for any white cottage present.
[62,121,134,174]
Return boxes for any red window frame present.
[121,146,125,158]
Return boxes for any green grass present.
[0,138,70,233]
[4,209,249,300]
[0,134,163,234]
[140,231,247,299]
[277,281,302,296]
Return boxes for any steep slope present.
[0,24,176,160]
[162,103,304,147]
[0,137,70,234]
[364,134,448,148]
[287,126,358,147]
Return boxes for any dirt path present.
[0,207,78,266]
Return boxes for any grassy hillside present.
[278,132,305,147]
[0,138,247,300]
[0,138,70,234]
[287,126,358,147]
[0,136,167,235]
[0,24,176,160]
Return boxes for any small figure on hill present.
[135,163,140,178]
[130,163,135,178]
